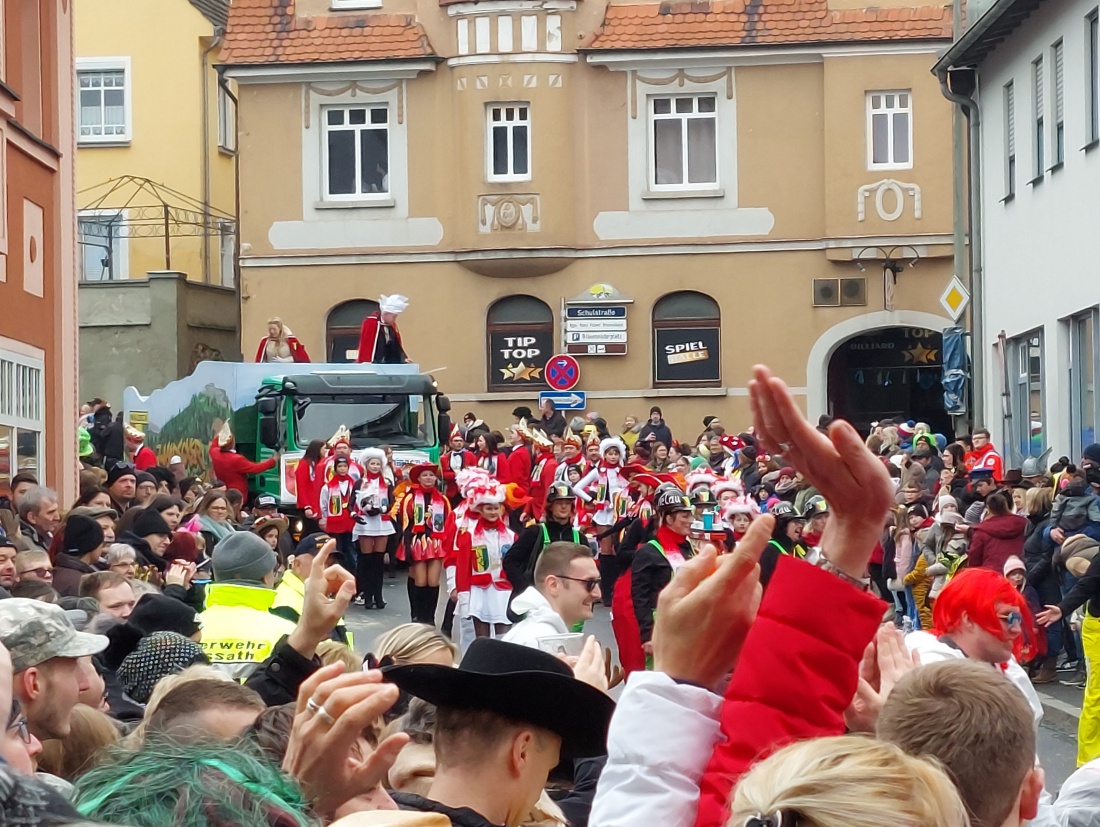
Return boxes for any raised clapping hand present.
[749,365,894,579]
[1035,605,1063,627]
[844,624,921,732]
[283,663,409,819]
[286,539,357,659]
[652,519,772,693]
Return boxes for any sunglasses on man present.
[557,575,601,593]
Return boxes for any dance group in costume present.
[304,421,837,671]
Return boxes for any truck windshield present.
[295,394,436,449]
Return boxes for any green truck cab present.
[124,362,451,516]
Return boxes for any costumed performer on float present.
[357,294,410,364]
[124,425,158,471]
[254,317,310,363]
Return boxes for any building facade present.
[1,0,78,495]
[224,0,960,433]
[74,0,237,285]
[937,0,1100,466]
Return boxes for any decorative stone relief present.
[499,75,513,87]
[456,77,468,91]
[476,76,489,90]
[523,74,537,88]
[857,179,922,222]
[478,194,541,233]
[304,81,404,127]
[548,74,562,88]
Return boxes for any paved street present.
[346,573,1082,793]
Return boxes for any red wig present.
[933,567,1032,660]
[164,531,201,564]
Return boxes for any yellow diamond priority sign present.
[939,276,970,321]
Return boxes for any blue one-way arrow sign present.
[540,391,587,410]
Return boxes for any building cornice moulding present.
[239,232,956,267]
[584,41,948,72]
[224,60,438,85]
[446,0,576,15]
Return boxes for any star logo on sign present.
[500,362,543,381]
[903,344,939,364]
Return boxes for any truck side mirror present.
[257,397,277,416]
[259,416,279,450]
[437,395,451,413]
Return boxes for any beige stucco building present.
[224,0,962,436]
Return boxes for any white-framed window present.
[1033,56,1045,178]
[1088,9,1099,145]
[218,220,236,288]
[1069,309,1099,459]
[649,95,718,190]
[1005,82,1017,198]
[866,90,912,170]
[1053,40,1065,166]
[218,84,236,153]
[0,347,45,485]
[322,104,390,200]
[486,103,531,182]
[77,210,127,281]
[76,57,132,145]
[1009,330,1045,464]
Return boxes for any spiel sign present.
[654,327,721,383]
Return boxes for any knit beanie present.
[132,509,171,538]
[135,471,156,488]
[128,594,200,638]
[107,462,137,487]
[1084,443,1100,466]
[212,531,277,583]
[63,515,105,558]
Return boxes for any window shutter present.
[1006,84,1015,153]
[1054,42,1065,119]
[1035,59,1044,115]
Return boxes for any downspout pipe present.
[936,67,984,430]
[201,27,225,284]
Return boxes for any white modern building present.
[937,0,1100,467]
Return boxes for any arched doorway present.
[827,326,953,437]
[326,299,378,363]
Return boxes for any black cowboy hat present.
[383,638,614,758]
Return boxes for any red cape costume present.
[357,313,406,364]
[254,336,311,363]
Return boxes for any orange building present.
[1,0,78,496]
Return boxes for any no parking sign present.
[544,354,581,392]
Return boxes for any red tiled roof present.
[586,0,953,49]
[221,0,435,65]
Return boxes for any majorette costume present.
[317,426,364,486]
[398,464,452,564]
[208,422,277,498]
[573,437,628,529]
[440,425,476,503]
[254,317,310,363]
[352,448,395,540]
[357,294,409,364]
[554,429,590,483]
[125,424,158,471]
[319,457,357,568]
[455,478,514,626]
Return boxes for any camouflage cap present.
[0,598,108,672]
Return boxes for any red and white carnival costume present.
[352,448,394,539]
[440,425,476,501]
[573,437,628,529]
[454,478,514,625]
[319,469,356,534]
[254,319,311,363]
[317,427,364,487]
[397,464,452,562]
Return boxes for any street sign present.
[566,305,627,319]
[939,275,970,321]
[564,319,628,332]
[567,343,627,356]
[566,331,627,344]
[540,391,587,410]
[544,354,581,391]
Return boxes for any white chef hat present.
[379,294,410,315]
